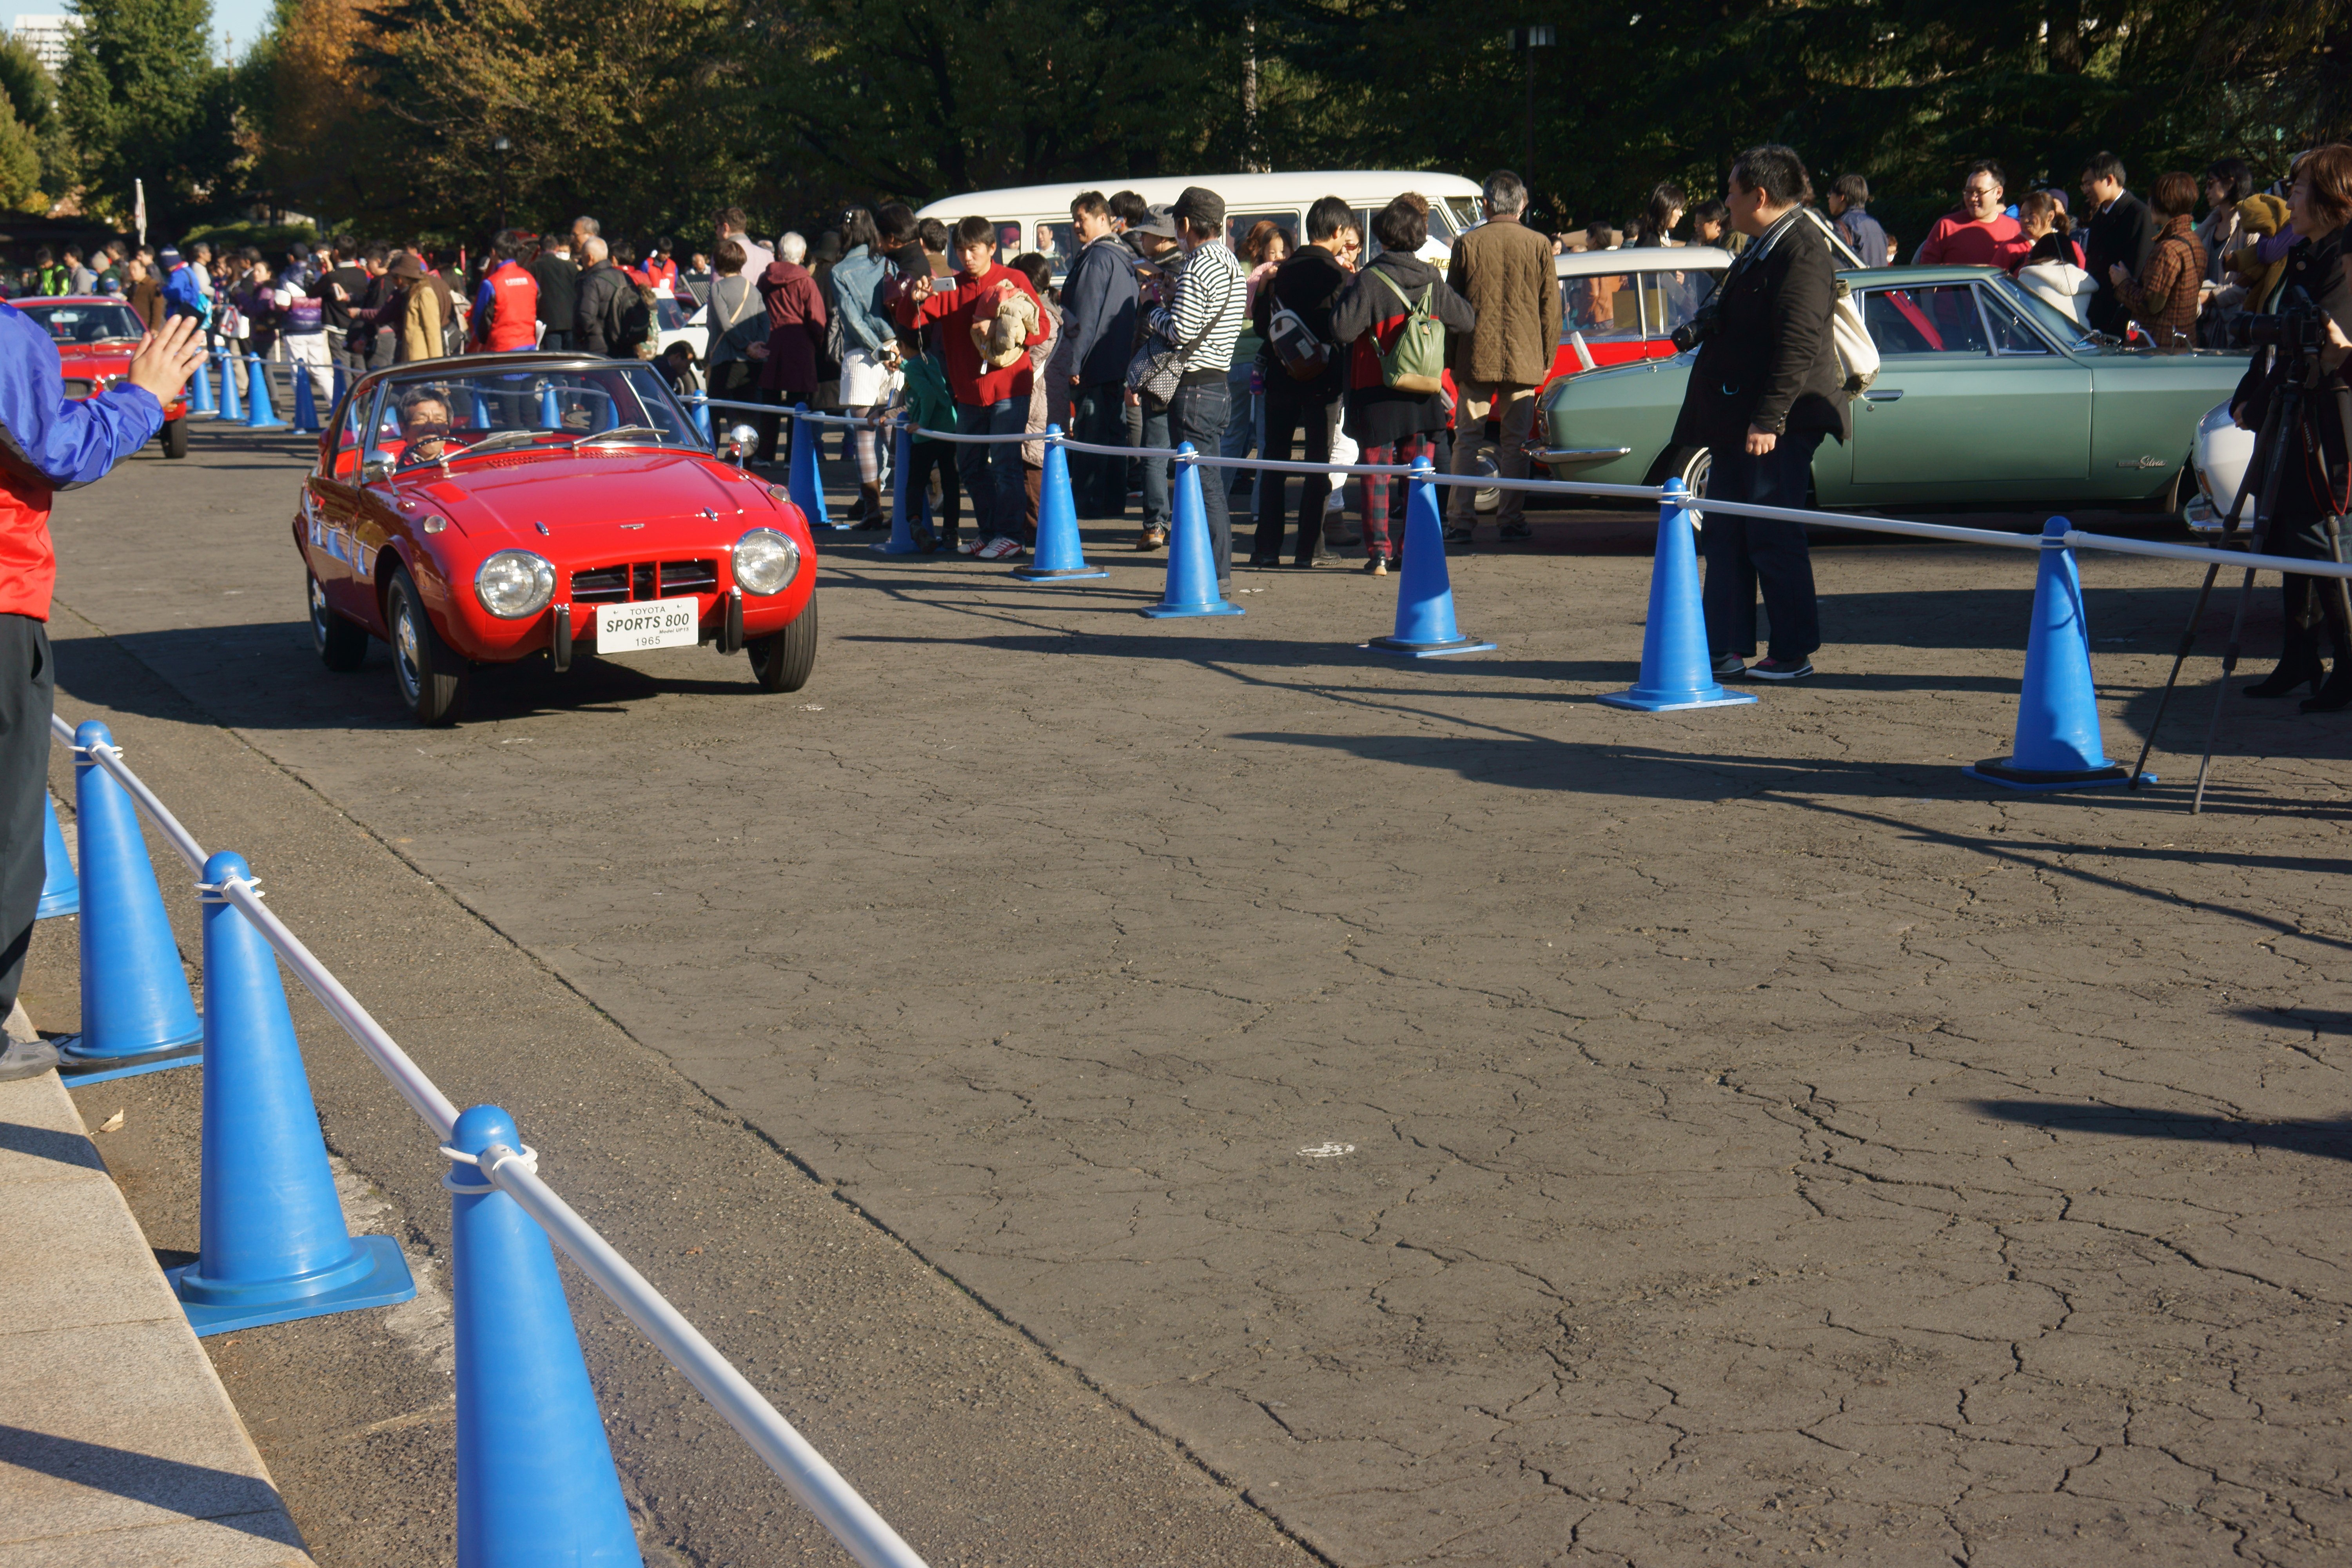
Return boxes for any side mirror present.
[359,459,392,484]
[726,423,759,467]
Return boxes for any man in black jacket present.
[1059,191,1138,518]
[530,235,579,353]
[2080,151,2155,338]
[1670,144,1849,681]
[1253,194,1352,566]
[574,238,626,358]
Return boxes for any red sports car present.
[296,353,818,724]
[15,296,192,457]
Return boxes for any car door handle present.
[1862,388,1904,402]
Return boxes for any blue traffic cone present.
[244,354,285,429]
[693,396,713,441]
[539,381,563,428]
[332,361,348,409]
[1013,428,1109,582]
[1143,445,1242,619]
[37,794,77,919]
[216,351,242,423]
[189,354,216,417]
[446,1104,641,1566]
[165,851,417,1335]
[53,721,203,1084]
[1365,457,1494,656]
[873,421,931,556]
[1598,480,1758,711]
[1964,517,2146,790]
[470,390,495,429]
[787,404,837,529]
[292,367,321,433]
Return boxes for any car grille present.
[568,559,720,603]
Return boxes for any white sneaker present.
[976,536,1023,560]
[954,537,982,555]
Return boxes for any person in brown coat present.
[2110,171,2207,353]
[388,254,442,363]
[752,232,828,466]
[1443,170,1561,543]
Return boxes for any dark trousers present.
[1700,432,1823,662]
[954,399,1025,543]
[754,386,809,466]
[1256,381,1334,563]
[908,440,962,543]
[1,615,54,1017]
[540,327,573,354]
[1170,377,1232,585]
[1071,382,1127,519]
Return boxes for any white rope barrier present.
[51,712,207,874]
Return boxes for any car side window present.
[1976,285,2051,355]
[1639,269,1722,339]
[1564,271,1642,341]
[1863,286,1989,356]
[326,384,368,479]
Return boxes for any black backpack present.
[606,272,652,354]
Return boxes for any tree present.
[60,0,236,231]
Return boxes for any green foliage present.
[178,217,317,251]
[0,98,43,209]
[61,0,238,231]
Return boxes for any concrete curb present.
[0,1069,315,1567]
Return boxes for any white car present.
[655,295,707,364]
[2183,400,2256,535]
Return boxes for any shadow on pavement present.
[0,1425,302,1539]
[1971,1099,2352,1163]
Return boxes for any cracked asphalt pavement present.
[26,425,2352,1565]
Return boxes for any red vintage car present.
[296,354,818,724]
[14,296,192,457]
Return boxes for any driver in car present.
[397,390,454,463]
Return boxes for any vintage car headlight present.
[734,527,800,596]
[474,549,556,619]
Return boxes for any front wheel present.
[746,597,818,692]
[162,418,188,459]
[310,570,369,671]
[386,566,470,724]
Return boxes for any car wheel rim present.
[1474,447,1501,512]
[394,594,423,702]
[1685,452,1711,498]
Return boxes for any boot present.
[2301,576,2352,712]
[2247,579,2324,697]
[852,483,884,529]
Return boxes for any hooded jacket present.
[755,259,828,395]
[1330,250,1475,446]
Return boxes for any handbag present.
[1126,254,1232,403]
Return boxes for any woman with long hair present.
[828,206,900,524]
[1632,181,1687,249]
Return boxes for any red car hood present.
[58,346,137,378]
[394,448,780,547]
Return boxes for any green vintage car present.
[1534,263,2248,512]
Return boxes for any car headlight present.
[734,527,800,596]
[474,549,556,619]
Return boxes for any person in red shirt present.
[469,229,541,352]
[752,232,827,467]
[644,238,681,296]
[895,215,1049,559]
[1,312,207,1080]
[1915,160,2028,270]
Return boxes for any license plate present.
[596,595,701,652]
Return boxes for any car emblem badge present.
[534,521,550,535]
[700,508,720,522]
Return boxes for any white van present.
[915,170,1486,278]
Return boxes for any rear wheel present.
[386,566,469,724]
[310,570,369,671]
[162,418,188,459]
[746,597,818,693]
[1469,436,1502,514]
[1662,445,1711,499]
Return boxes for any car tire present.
[309,570,369,672]
[1663,446,1711,499]
[746,597,818,693]
[386,566,469,725]
[162,418,188,459]
[1469,437,1502,514]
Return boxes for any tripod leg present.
[2130,560,2223,787]
[2191,566,2262,814]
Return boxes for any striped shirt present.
[1148,240,1245,376]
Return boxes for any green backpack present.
[1368,267,1446,394]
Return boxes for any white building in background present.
[9,13,76,74]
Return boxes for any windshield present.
[16,301,146,345]
[1989,274,2093,351]
[362,362,704,471]
[1444,196,1482,234]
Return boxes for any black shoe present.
[0,1037,58,1082]
[1499,521,1533,542]
[2301,667,2352,713]
[1443,525,1475,548]
[2246,657,2324,698]
[1247,554,1281,569]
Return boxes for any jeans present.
[955,398,1025,544]
[540,328,573,354]
[1219,363,1254,485]
[1137,396,1173,532]
[0,615,52,1016]
[1170,377,1234,586]
[1071,382,1127,519]
[1700,431,1823,662]
[1255,381,1334,562]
